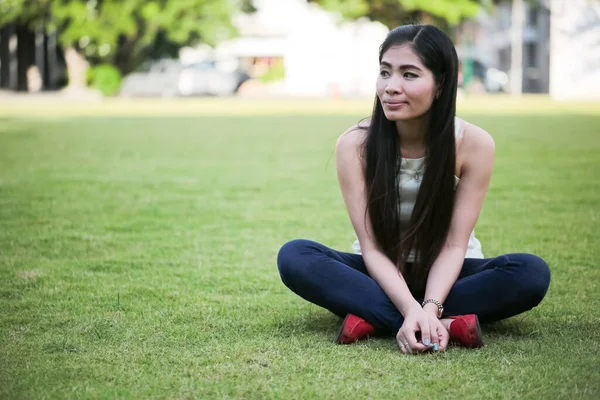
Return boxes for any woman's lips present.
[384,101,408,110]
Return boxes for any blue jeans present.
[277,239,551,335]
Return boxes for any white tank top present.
[351,117,484,261]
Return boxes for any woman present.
[277,25,550,354]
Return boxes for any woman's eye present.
[404,72,418,79]
[379,70,390,78]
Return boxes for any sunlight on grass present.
[1,94,599,118]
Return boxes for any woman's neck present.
[395,113,429,158]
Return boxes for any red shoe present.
[447,314,484,348]
[335,314,376,344]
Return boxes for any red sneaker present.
[335,314,376,344]
[447,314,484,348]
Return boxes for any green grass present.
[1,97,599,399]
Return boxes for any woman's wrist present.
[400,300,423,316]
[422,301,442,317]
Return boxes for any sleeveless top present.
[351,117,484,261]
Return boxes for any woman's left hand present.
[422,311,449,353]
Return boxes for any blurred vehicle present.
[471,59,509,93]
[119,59,250,97]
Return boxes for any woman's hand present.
[396,306,449,354]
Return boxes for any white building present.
[549,0,600,100]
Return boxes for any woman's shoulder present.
[337,119,370,148]
[336,119,370,166]
[344,118,371,136]
[456,117,495,156]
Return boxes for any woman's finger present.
[429,320,440,347]
[397,332,410,354]
[399,341,408,354]
[406,328,428,353]
[438,325,450,352]
[419,318,431,348]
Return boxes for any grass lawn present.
[1,96,599,399]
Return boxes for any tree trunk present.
[62,46,101,98]
[16,25,35,91]
[45,29,58,90]
[64,46,88,89]
[0,24,14,89]
[114,35,141,76]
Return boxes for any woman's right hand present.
[396,305,448,354]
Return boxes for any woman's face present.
[376,44,438,121]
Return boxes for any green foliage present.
[50,0,238,50]
[51,0,238,72]
[86,64,122,97]
[0,0,51,27]
[50,0,138,51]
[2,0,243,76]
[315,0,369,20]
[311,0,485,27]
[401,0,481,24]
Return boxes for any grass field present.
[1,96,599,399]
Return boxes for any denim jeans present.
[277,239,551,335]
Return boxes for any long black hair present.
[363,24,459,296]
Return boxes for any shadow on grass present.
[271,311,342,337]
[481,315,545,340]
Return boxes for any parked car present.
[119,59,250,97]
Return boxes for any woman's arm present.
[336,127,421,316]
[422,123,496,316]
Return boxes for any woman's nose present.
[385,75,403,94]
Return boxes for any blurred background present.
[0,0,598,101]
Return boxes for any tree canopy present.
[0,0,249,74]
[310,0,490,28]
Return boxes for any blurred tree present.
[0,1,54,90]
[0,0,51,26]
[0,0,249,77]
[309,0,493,29]
[52,0,241,75]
